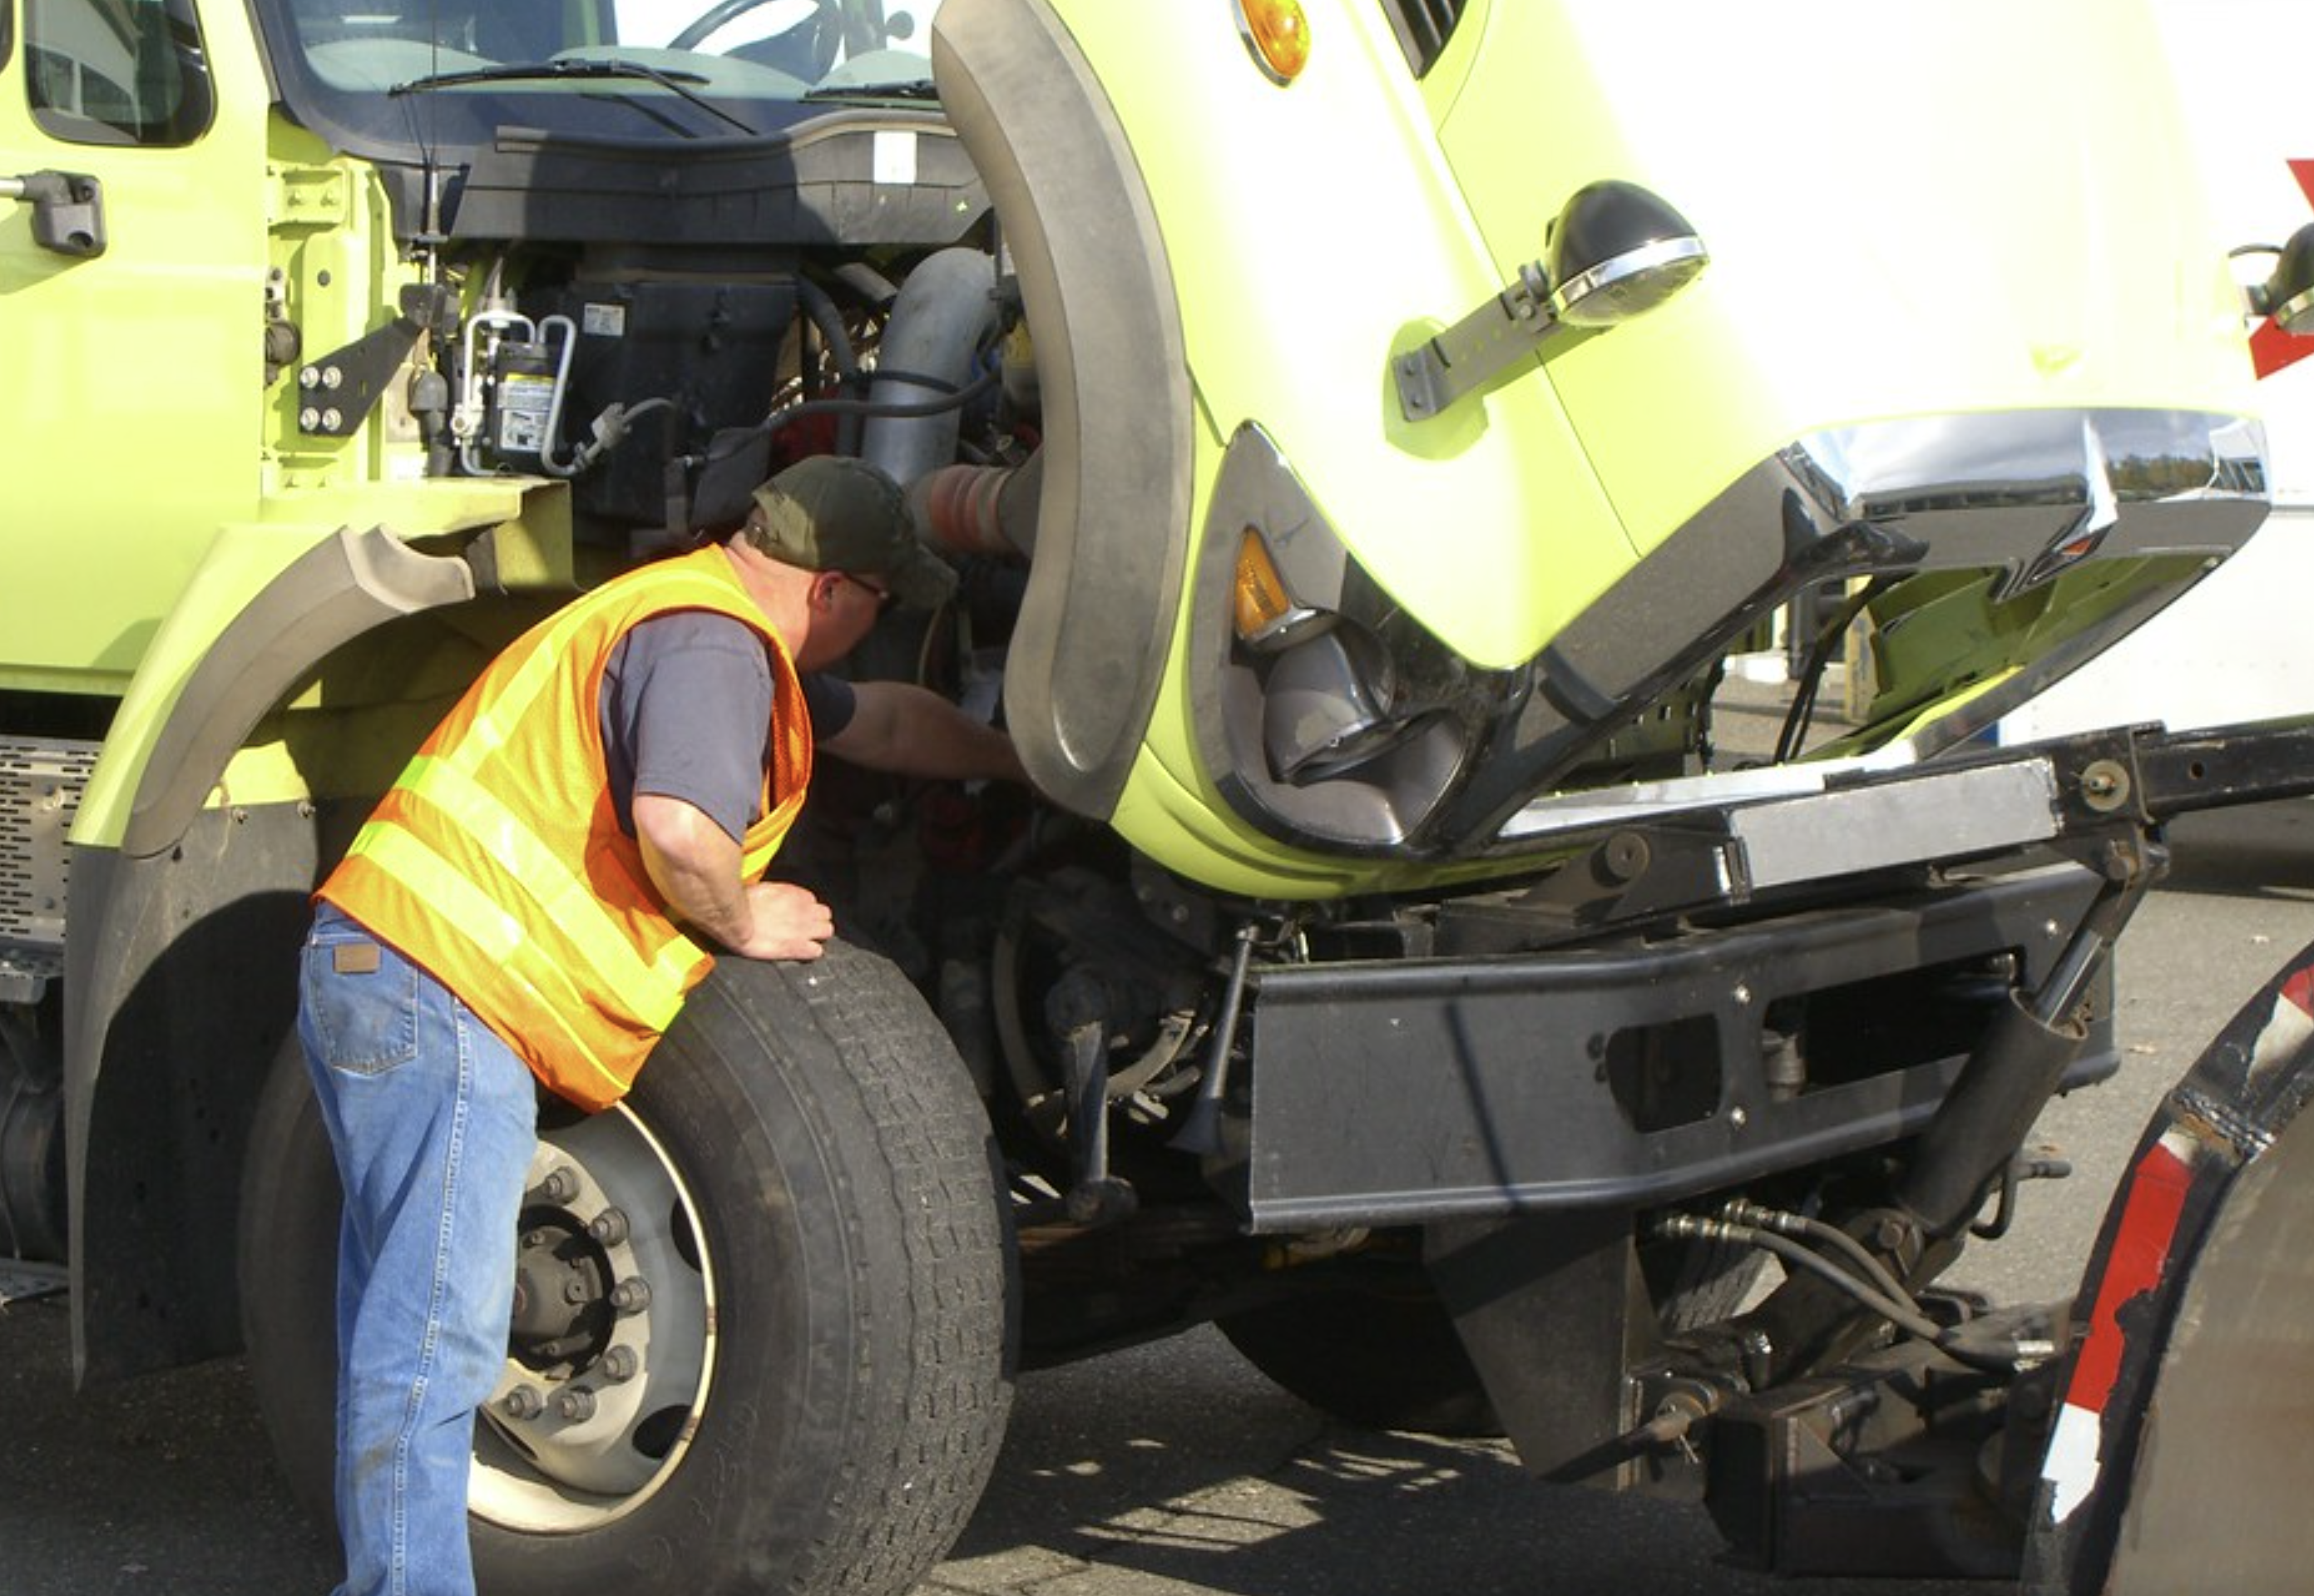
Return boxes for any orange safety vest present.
[319,546,813,1110]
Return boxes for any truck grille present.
[1377,0,1466,77]
[2,738,98,999]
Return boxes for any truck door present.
[0,0,265,691]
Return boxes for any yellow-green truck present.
[7,2,2314,1591]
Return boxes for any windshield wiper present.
[390,59,758,137]
[802,79,937,101]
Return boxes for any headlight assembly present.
[1191,425,1515,852]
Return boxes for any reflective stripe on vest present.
[322,546,810,1109]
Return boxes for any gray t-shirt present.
[601,611,855,842]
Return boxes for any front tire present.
[1215,1282,1499,1437]
[240,940,1015,1596]
[1214,1234,1768,1438]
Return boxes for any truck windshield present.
[252,0,943,154]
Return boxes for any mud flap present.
[2023,938,2314,1593]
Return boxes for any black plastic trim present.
[1244,862,2109,1230]
[1377,0,1469,78]
[935,0,1192,819]
[452,110,987,246]
[122,526,477,860]
[65,810,312,1386]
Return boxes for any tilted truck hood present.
[944,0,2268,895]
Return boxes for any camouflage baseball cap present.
[744,455,957,610]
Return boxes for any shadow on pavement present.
[0,1243,1996,1596]
[939,1327,1973,1596]
[2158,802,2314,901]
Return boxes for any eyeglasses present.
[839,571,892,610]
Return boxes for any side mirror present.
[1543,180,1710,328]
[1394,180,1706,422]
[2254,220,2314,335]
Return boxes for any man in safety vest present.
[294,454,1023,1596]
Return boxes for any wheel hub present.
[472,1104,714,1527]
[507,1213,611,1366]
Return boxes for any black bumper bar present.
[1243,714,2314,1233]
[1247,863,2109,1230]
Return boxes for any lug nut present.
[554,1386,597,1422]
[502,1386,545,1421]
[586,1208,630,1246]
[608,1277,651,1315]
[601,1346,640,1384]
[532,1166,581,1203]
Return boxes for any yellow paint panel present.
[1439,1,2257,552]
[1056,2,1634,672]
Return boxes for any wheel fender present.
[117,525,476,860]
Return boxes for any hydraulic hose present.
[1718,1200,1918,1315]
[1663,1213,1941,1342]
[794,275,866,455]
[1659,1213,2026,1374]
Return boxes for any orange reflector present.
[1233,528,1297,641]
[1238,0,1312,85]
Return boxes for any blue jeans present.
[299,902,537,1596]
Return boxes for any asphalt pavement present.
[5,803,2312,1596]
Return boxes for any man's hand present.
[634,793,833,961]
[734,880,833,961]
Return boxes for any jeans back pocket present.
[299,918,422,1077]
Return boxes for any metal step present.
[1,737,97,1004]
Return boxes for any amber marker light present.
[1234,526,1328,650]
[1237,0,1312,85]
[1233,528,1293,640]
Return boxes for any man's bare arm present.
[820,680,1027,784]
[633,792,832,961]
